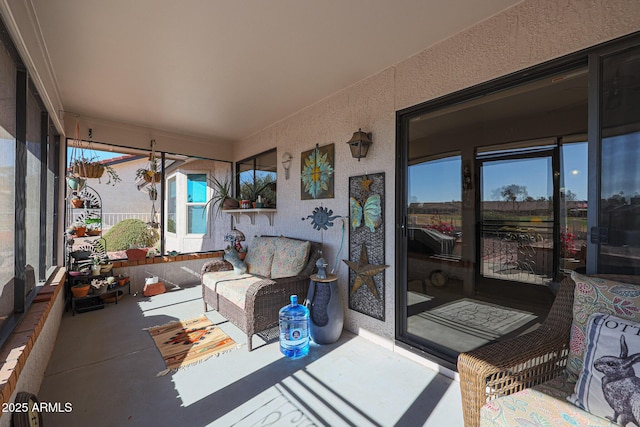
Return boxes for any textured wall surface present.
[2,287,65,427]
[233,0,640,342]
[395,0,640,111]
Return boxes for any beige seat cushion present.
[271,237,311,279]
[202,270,274,309]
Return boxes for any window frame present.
[235,148,277,206]
[185,172,209,236]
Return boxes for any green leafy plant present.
[239,175,275,204]
[102,219,159,251]
[204,176,238,217]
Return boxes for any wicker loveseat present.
[201,236,322,351]
[458,273,640,427]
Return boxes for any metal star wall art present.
[343,243,388,300]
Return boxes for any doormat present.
[413,298,536,341]
[147,316,237,376]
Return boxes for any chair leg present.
[247,335,253,352]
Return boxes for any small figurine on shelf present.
[315,257,329,279]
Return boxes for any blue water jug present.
[279,295,310,359]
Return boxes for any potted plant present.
[136,168,161,183]
[136,152,161,183]
[71,283,90,298]
[99,256,113,273]
[239,176,275,207]
[126,246,149,261]
[66,175,86,191]
[90,278,109,295]
[70,192,84,208]
[89,255,102,276]
[205,176,239,217]
[72,221,87,237]
[71,157,121,185]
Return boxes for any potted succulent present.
[205,176,239,217]
[89,255,102,276]
[90,278,109,295]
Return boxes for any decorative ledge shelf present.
[224,208,277,226]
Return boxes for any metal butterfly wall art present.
[350,193,382,232]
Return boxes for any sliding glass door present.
[597,47,640,274]
[398,36,640,366]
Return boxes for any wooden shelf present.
[224,208,277,226]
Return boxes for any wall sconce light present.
[346,129,372,161]
[281,152,292,180]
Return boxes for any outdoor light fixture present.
[346,129,372,161]
[281,152,292,179]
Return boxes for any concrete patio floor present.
[39,283,464,427]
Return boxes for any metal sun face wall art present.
[303,206,340,231]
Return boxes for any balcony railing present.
[480,219,554,284]
[70,212,155,232]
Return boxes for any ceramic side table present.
[306,274,344,344]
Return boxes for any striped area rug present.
[147,316,236,375]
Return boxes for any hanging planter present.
[67,121,121,185]
[138,170,162,183]
[72,161,105,179]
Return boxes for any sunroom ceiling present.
[31,0,521,142]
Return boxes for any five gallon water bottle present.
[279,295,310,359]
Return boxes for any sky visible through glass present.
[409,143,589,203]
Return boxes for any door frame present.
[474,142,561,295]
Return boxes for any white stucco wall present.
[232,0,640,343]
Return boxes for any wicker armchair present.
[201,239,322,351]
[457,273,640,427]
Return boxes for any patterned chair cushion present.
[270,237,311,279]
[244,236,277,278]
[480,384,615,427]
[566,272,640,383]
[568,313,640,423]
